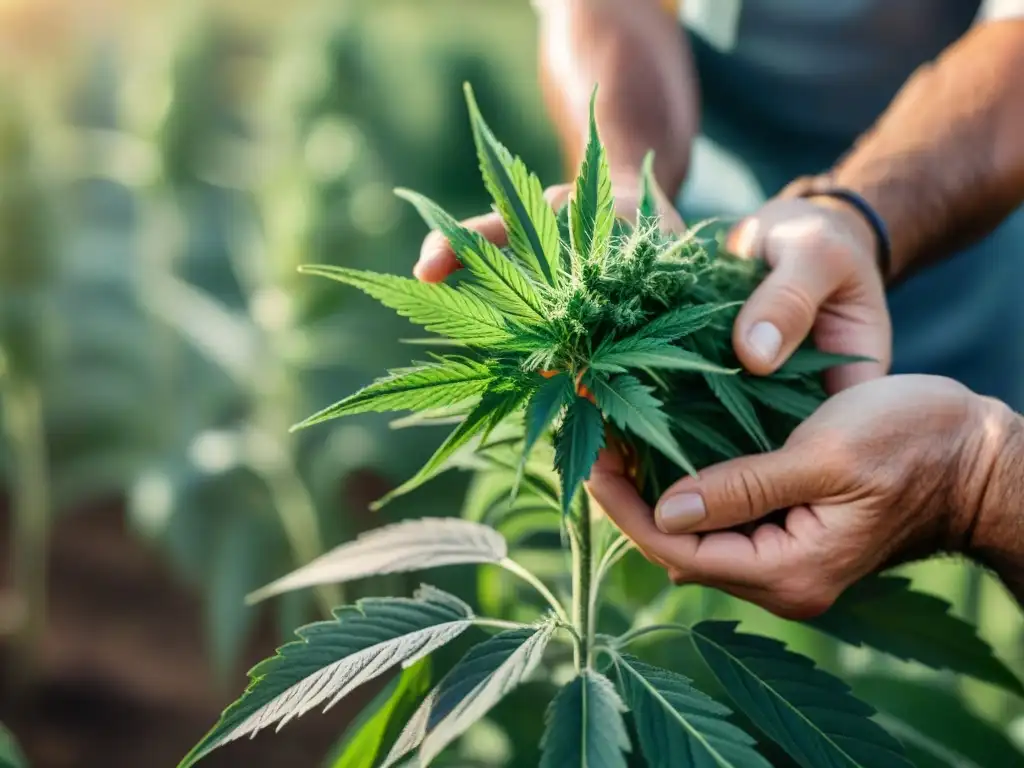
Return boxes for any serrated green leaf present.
[669,411,743,460]
[464,84,561,286]
[637,151,659,231]
[703,374,771,451]
[179,587,475,768]
[591,374,696,476]
[293,357,496,430]
[613,654,770,768]
[326,658,432,768]
[555,396,606,514]
[540,671,630,768]
[248,519,508,604]
[850,675,1024,768]
[774,349,875,378]
[570,88,615,271]
[637,302,742,342]
[591,337,738,376]
[372,383,533,509]
[419,623,556,762]
[395,188,546,322]
[807,575,1024,697]
[737,377,822,421]
[516,373,574,494]
[298,265,516,347]
[0,723,26,768]
[691,621,913,768]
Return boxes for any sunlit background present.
[0,1,1021,767]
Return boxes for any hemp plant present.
[181,87,1023,768]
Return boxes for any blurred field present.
[0,1,1021,767]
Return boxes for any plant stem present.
[615,623,690,649]
[571,493,594,670]
[2,376,50,680]
[500,558,569,624]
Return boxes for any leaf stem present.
[474,618,533,631]
[500,558,569,624]
[588,534,634,625]
[615,623,691,649]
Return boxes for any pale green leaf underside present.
[591,374,696,476]
[555,396,606,514]
[395,187,547,322]
[298,265,517,347]
[292,357,495,430]
[247,519,508,604]
[465,83,561,287]
[807,574,1024,697]
[691,621,913,768]
[179,587,474,768]
[614,654,770,768]
[540,671,631,768]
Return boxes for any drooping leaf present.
[516,373,574,493]
[293,357,496,430]
[539,671,630,768]
[591,337,738,376]
[419,623,557,762]
[669,411,743,460]
[381,689,439,768]
[806,574,1024,697]
[691,621,913,768]
[298,265,516,347]
[569,87,615,270]
[703,374,772,451]
[554,396,606,514]
[737,377,821,421]
[180,587,475,768]
[850,675,1024,768]
[395,188,546,322]
[774,349,874,378]
[0,723,26,768]
[373,383,532,509]
[326,658,432,768]
[637,150,659,230]
[464,83,561,286]
[591,374,696,476]
[613,654,770,768]
[248,519,508,604]
[637,302,741,342]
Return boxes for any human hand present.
[588,375,1013,619]
[726,195,892,393]
[412,175,684,283]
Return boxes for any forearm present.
[963,401,1024,603]
[535,0,699,196]
[810,21,1024,281]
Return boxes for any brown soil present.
[0,498,373,768]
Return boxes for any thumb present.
[654,445,827,534]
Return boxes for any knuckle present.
[720,466,773,523]
[770,281,819,328]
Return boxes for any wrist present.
[950,395,1024,558]
[803,191,890,283]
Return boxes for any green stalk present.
[2,375,50,680]
[571,493,594,670]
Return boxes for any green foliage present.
[183,86,1024,768]
[0,723,26,768]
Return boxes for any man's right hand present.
[413,178,685,284]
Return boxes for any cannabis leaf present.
[637,302,741,342]
[395,188,546,322]
[774,349,874,378]
[703,374,772,451]
[613,654,770,768]
[737,377,820,420]
[807,574,1024,697]
[517,373,575,493]
[419,622,556,762]
[179,587,475,767]
[591,337,738,376]
[691,621,913,768]
[669,411,743,460]
[555,396,606,514]
[380,688,438,768]
[298,265,517,347]
[0,723,25,768]
[465,83,561,286]
[591,374,696,476]
[570,88,615,270]
[539,671,631,768]
[637,150,659,230]
[292,357,496,430]
[247,519,508,604]
[327,659,432,768]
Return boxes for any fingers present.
[731,215,848,375]
[653,443,830,534]
[414,211,507,282]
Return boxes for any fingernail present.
[747,321,782,364]
[656,493,706,533]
